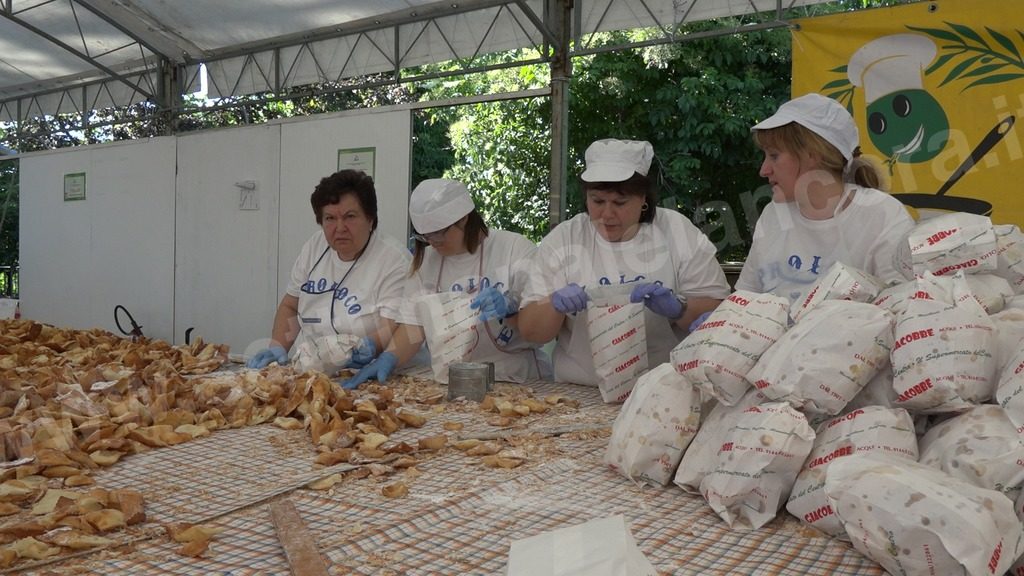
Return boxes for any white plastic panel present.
[174,123,282,355]
[19,137,177,341]
[17,107,411,352]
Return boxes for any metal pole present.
[161,58,176,135]
[548,0,571,227]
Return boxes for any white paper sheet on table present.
[506,514,657,576]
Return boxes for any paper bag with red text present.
[670,291,789,406]
[416,291,478,383]
[604,363,702,486]
[825,453,1024,576]
[786,406,917,537]
[587,286,647,403]
[699,402,815,530]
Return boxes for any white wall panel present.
[19,138,176,340]
[174,124,281,354]
[278,109,411,299]
[18,107,412,354]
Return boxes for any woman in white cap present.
[342,178,550,388]
[517,138,730,387]
[247,170,410,370]
[733,92,915,303]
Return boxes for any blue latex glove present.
[341,351,398,390]
[551,283,589,315]
[470,287,516,322]
[629,283,684,320]
[688,311,712,333]
[246,345,288,369]
[345,336,376,369]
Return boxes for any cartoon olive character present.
[848,34,950,166]
[865,88,949,163]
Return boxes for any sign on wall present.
[63,172,86,201]
[792,0,1023,225]
[337,147,375,180]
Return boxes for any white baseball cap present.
[580,139,655,182]
[409,178,475,234]
[751,93,859,161]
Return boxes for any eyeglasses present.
[411,222,457,243]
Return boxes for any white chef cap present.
[847,34,937,104]
[580,139,655,182]
[409,178,475,234]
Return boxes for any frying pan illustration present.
[892,115,1015,218]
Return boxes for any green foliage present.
[445,96,553,240]
[412,24,793,255]
[0,160,18,281]
[567,25,792,260]
[410,54,553,240]
[411,111,455,187]
[176,77,419,134]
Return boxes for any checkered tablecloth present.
[15,379,884,576]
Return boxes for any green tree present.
[413,23,794,254]
[0,159,18,296]
[407,61,551,240]
[568,25,793,259]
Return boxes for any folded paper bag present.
[506,515,656,576]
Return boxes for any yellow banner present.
[793,0,1024,225]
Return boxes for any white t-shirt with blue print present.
[286,230,410,351]
[384,229,549,383]
[735,185,914,305]
[521,210,730,387]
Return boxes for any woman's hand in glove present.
[246,345,288,369]
[345,336,376,369]
[629,283,684,320]
[341,352,398,390]
[471,287,517,322]
[551,283,589,315]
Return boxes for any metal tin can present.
[448,362,493,401]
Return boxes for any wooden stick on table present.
[459,422,610,441]
[269,499,330,576]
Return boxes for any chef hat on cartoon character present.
[847,34,937,104]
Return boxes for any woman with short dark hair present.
[247,169,409,370]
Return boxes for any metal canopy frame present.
[0,0,832,139]
[190,1,554,107]
[0,0,841,224]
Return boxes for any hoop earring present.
[641,202,649,211]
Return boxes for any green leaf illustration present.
[965,72,1024,89]
[825,86,855,111]
[948,22,989,48]
[925,51,959,75]
[988,27,1021,61]
[960,63,1009,79]
[829,65,848,73]
[939,54,983,87]
[902,23,1023,92]
[821,78,851,90]
[907,25,962,44]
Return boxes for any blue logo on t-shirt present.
[300,279,362,315]
[597,274,646,285]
